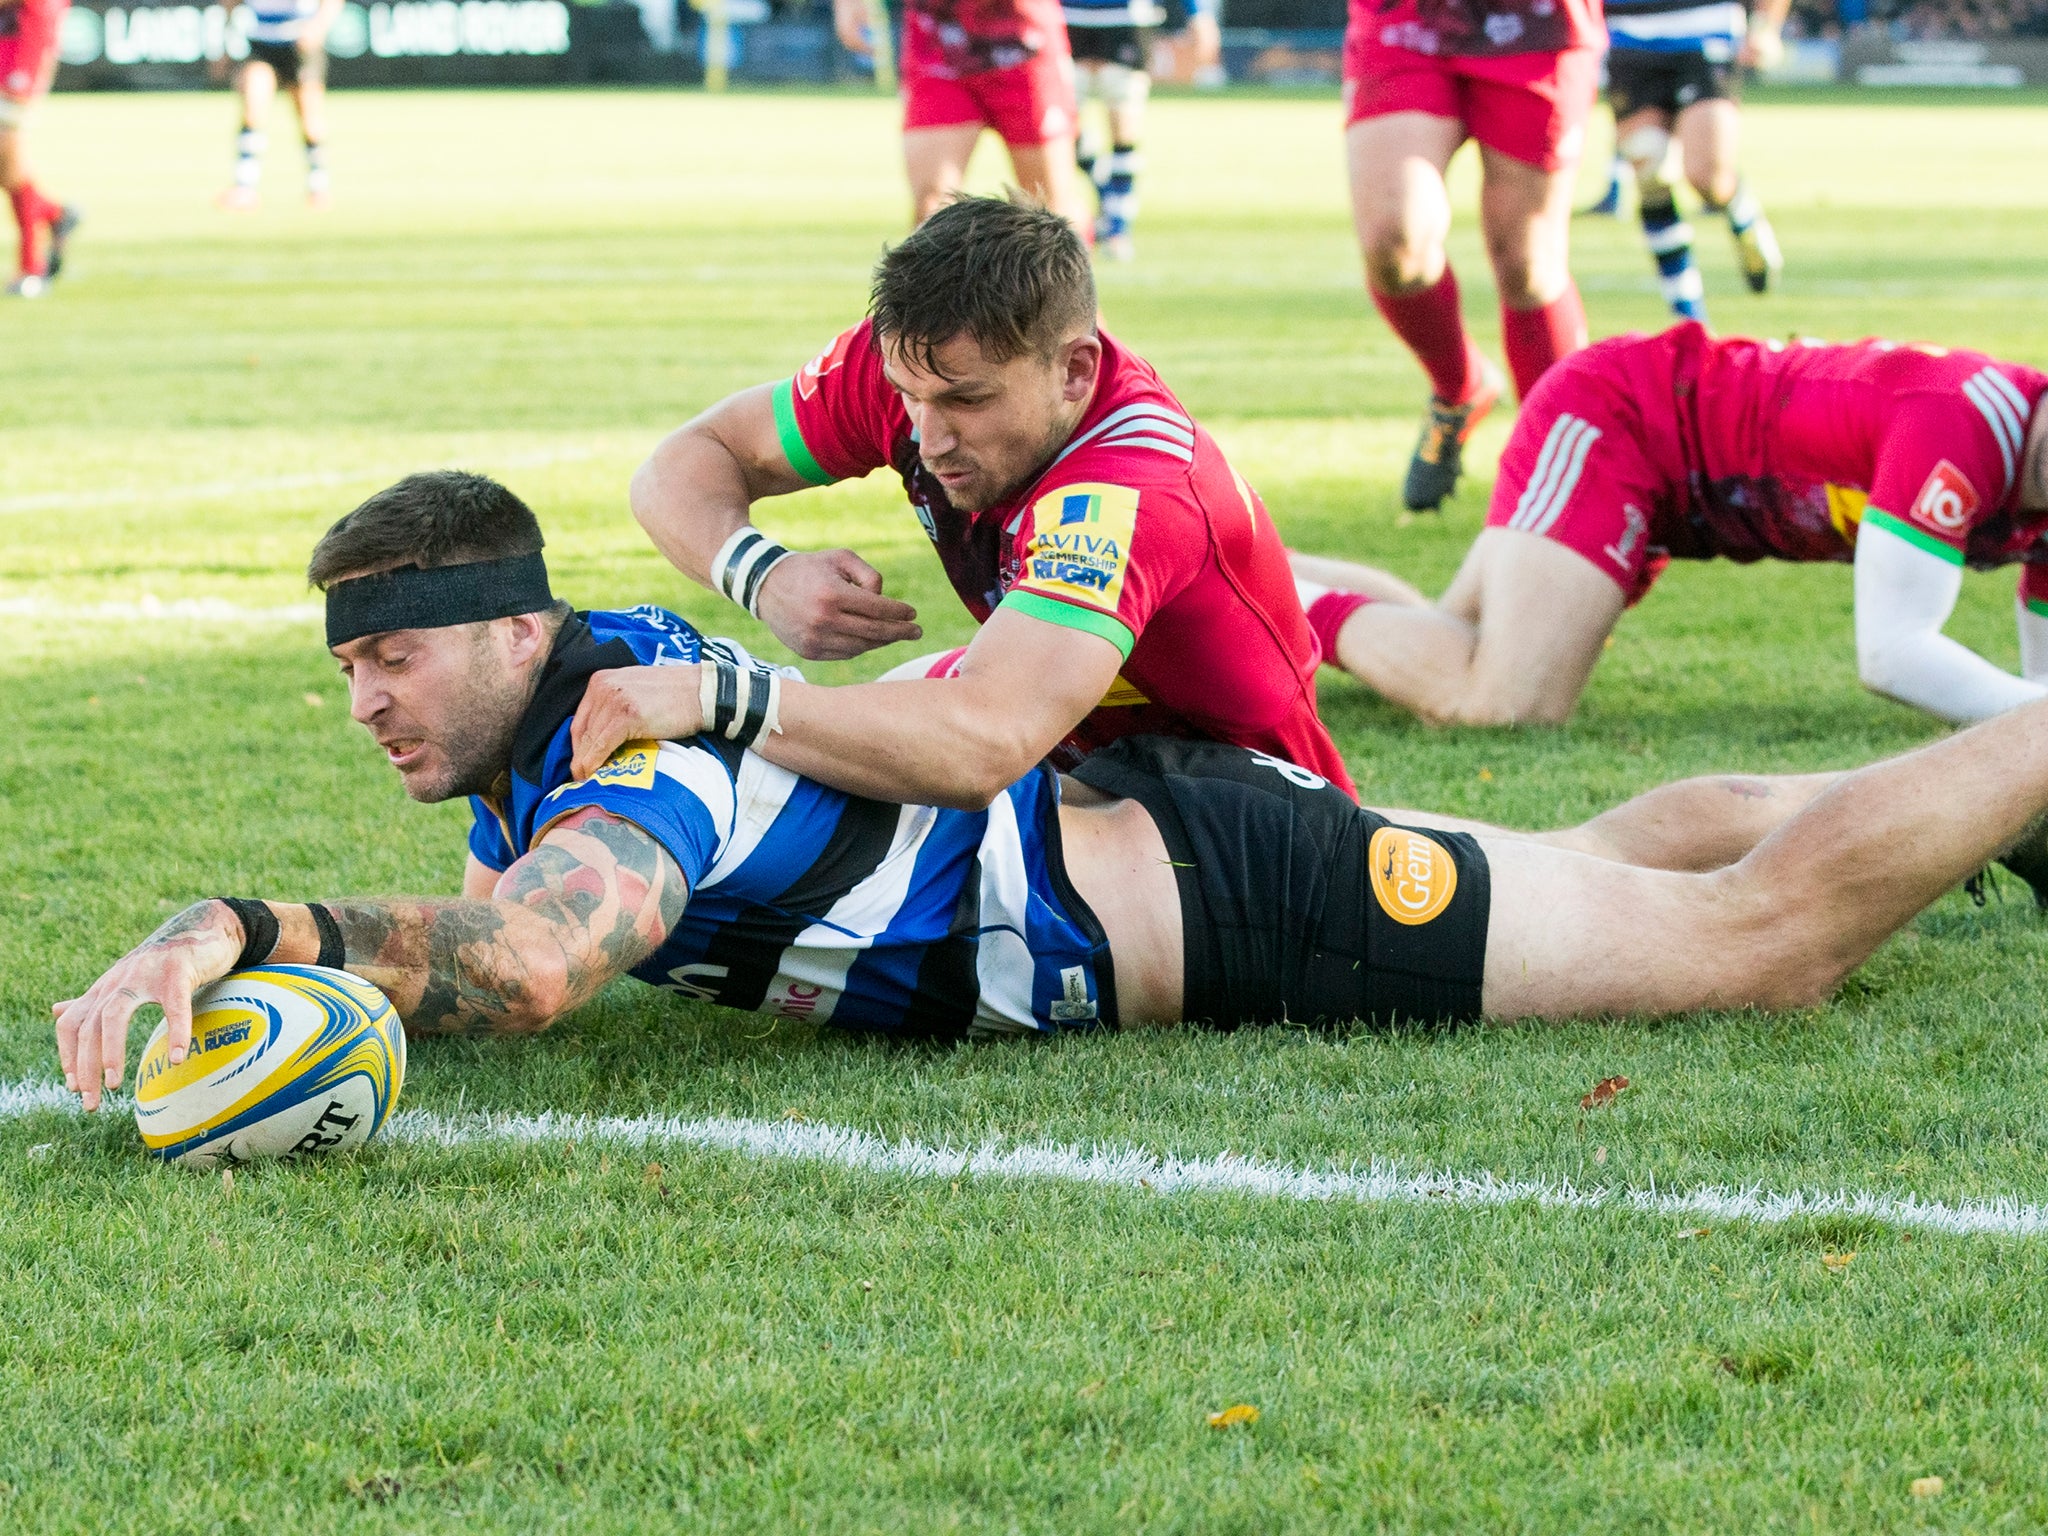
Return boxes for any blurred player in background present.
[1297,325,2048,728]
[1604,0,1786,318]
[0,0,80,298]
[1063,0,1157,258]
[1344,0,1606,512]
[218,0,342,210]
[836,0,1091,232]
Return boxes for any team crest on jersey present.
[592,740,660,789]
[1909,460,1979,534]
[795,326,860,402]
[1368,827,1458,927]
[1016,483,1140,610]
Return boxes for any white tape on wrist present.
[710,527,795,618]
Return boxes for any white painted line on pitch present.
[0,446,601,516]
[4,1077,2043,1240]
[0,596,323,625]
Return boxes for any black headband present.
[324,552,554,647]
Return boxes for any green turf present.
[6,87,2048,1531]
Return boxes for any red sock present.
[1372,269,1486,404]
[1500,281,1588,400]
[9,184,58,277]
[1306,591,1373,667]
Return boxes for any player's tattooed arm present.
[323,808,688,1037]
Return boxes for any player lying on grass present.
[53,473,2048,1110]
[614,193,1355,801]
[1297,322,2048,729]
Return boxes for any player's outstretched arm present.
[570,605,1126,809]
[632,385,920,661]
[51,809,685,1111]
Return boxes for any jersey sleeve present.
[468,797,515,872]
[997,473,1205,661]
[768,321,901,487]
[1863,376,2028,564]
[530,739,738,890]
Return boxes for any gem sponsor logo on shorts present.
[1368,827,1458,927]
[1910,460,1979,533]
[1017,483,1139,610]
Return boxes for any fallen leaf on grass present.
[1821,1251,1856,1272]
[782,1108,807,1123]
[1581,1076,1630,1110]
[1677,1227,1712,1240]
[643,1162,662,1186]
[221,1168,235,1194]
[1594,1145,1607,1165]
[1077,1379,1105,1399]
[1207,1404,1260,1429]
[1910,1476,1944,1498]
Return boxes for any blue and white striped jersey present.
[1605,0,1745,58]
[1062,0,1168,28]
[243,0,325,45]
[468,607,1114,1039]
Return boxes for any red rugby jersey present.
[900,0,1070,77]
[1595,324,2048,588]
[770,321,1354,795]
[1349,0,1604,58]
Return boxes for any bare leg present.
[1290,550,1431,609]
[1328,528,1624,726]
[1004,137,1093,240]
[1345,112,1462,298]
[903,122,982,225]
[1475,144,1578,311]
[1481,697,2048,1018]
[1676,97,1741,208]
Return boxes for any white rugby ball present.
[133,965,406,1169]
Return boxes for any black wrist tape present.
[309,903,346,970]
[216,897,280,973]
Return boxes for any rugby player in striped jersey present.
[1602,0,1789,319]
[1297,323,2048,730]
[56,470,2048,1104]
[217,0,342,210]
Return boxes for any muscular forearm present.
[755,677,1053,809]
[251,897,578,1035]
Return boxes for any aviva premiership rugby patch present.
[1017,484,1140,613]
[591,739,660,789]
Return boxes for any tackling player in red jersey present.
[1297,323,2048,728]
[1346,0,1605,510]
[835,0,1090,234]
[567,196,1351,806]
[0,0,79,298]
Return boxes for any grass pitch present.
[6,86,2048,1532]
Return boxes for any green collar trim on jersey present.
[1862,507,1964,567]
[771,377,835,488]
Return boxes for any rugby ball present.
[133,965,406,1169]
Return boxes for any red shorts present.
[901,48,1077,146]
[1484,355,1674,604]
[0,1,66,105]
[1343,42,1600,172]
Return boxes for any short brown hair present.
[869,194,1096,378]
[307,471,545,589]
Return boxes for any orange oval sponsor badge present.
[1367,826,1458,926]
